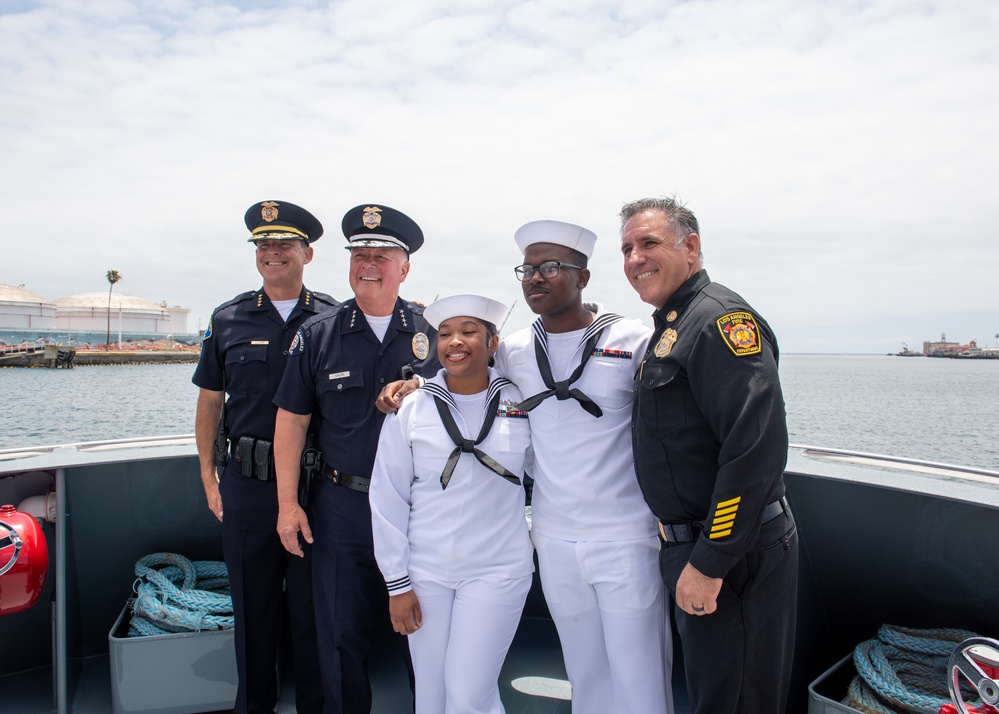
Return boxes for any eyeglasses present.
[514,260,583,281]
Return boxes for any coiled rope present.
[844,624,983,714]
[127,552,234,637]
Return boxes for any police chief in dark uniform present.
[619,196,798,714]
[272,204,440,714]
[193,200,338,714]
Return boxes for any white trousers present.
[532,532,674,714]
[407,572,532,714]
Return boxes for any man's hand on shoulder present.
[376,377,421,414]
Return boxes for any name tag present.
[250,340,269,345]
[329,371,350,380]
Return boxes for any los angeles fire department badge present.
[653,328,678,357]
[717,312,761,356]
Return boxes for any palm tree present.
[105,270,122,350]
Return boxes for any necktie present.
[517,330,604,418]
[433,392,522,490]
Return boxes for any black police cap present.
[244,200,323,244]
[341,204,424,254]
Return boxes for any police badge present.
[362,206,383,230]
[653,328,677,357]
[260,201,279,222]
[412,332,430,360]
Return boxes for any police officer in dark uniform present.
[619,196,798,714]
[193,200,338,714]
[272,204,440,714]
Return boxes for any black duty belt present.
[230,436,275,481]
[322,464,370,493]
[658,495,790,544]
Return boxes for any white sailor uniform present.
[370,368,534,714]
[495,304,673,714]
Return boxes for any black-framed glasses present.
[514,260,583,281]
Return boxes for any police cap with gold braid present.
[341,204,424,254]
[244,200,324,244]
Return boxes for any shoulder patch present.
[716,312,761,356]
[202,320,212,341]
[289,329,306,355]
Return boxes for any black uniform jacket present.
[273,297,440,479]
[633,270,788,579]
[193,287,339,442]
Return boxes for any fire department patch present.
[412,332,430,360]
[362,206,383,230]
[260,201,279,222]
[717,312,761,356]
[653,328,677,358]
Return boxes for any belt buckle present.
[658,521,670,542]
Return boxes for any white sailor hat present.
[423,294,510,331]
[513,219,597,259]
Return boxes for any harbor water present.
[0,355,997,470]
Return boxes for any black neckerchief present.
[516,312,623,418]
[422,379,522,490]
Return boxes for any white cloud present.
[1,0,996,350]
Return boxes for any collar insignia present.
[260,201,279,222]
[717,312,761,356]
[362,206,383,230]
[653,328,677,358]
[666,310,677,322]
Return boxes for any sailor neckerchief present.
[516,311,624,418]
[421,377,522,490]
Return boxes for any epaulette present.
[213,290,257,315]
[404,300,427,316]
[311,291,340,308]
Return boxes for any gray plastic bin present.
[807,654,863,714]
[108,602,237,714]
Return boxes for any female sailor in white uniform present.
[370,294,534,714]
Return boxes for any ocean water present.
[1,355,996,470]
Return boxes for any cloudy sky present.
[2,0,996,353]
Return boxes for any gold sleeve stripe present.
[714,505,739,517]
[709,528,733,539]
[713,513,736,525]
[716,496,742,509]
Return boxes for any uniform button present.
[240,356,245,361]
[336,384,343,391]
[379,378,385,384]
[283,350,288,355]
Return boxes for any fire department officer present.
[193,200,337,714]
[272,204,440,714]
[620,196,798,714]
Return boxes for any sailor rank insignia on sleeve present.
[717,312,761,356]
[412,332,430,360]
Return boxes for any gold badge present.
[653,328,678,357]
[666,310,677,322]
[716,312,761,356]
[412,332,430,360]
[260,201,279,222]
[362,206,383,230]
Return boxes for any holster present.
[298,433,323,508]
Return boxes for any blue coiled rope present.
[127,552,234,637]
[844,624,983,714]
